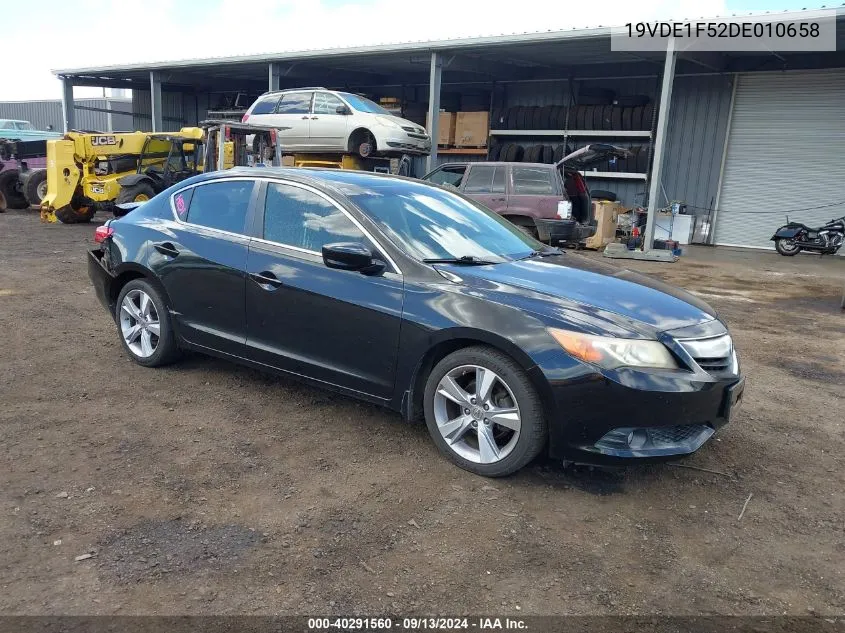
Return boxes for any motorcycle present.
[771,215,845,256]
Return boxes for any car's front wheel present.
[423,346,546,477]
[115,279,180,367]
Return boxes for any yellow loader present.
[40,128,230,223]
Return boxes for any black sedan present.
[88,168,744,477]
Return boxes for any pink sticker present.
[175,194,187,216]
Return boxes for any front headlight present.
[548,328,678,370]
[375,116,403,129]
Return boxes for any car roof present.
[189,166,421,190]
[442,162,552,168]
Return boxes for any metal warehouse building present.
[52,8,845,251]
[0,97,133,134]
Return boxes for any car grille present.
[677,334,736,377]
[648,424,708,445]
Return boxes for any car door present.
[308,91,351,151]
[273,91,314,148]
[151,178,258,357]
[460,164,508,213]
[244,179,403,399]
[506,165,564,221]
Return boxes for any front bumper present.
[382,133,431,155]
[535,364,744,465]
[87,248,115,315]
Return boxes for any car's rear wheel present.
[775,238,801,256]
[116,279,180,367]
[423,346,546,477]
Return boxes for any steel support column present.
[426,52,442,173]
[60,78,75,132]
[643,37,676,251]
[269,62,282,92]
[150,71,163,132]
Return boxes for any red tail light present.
[224,125,231,140]
[94,226,114,244]
[241,113,250,123]
[270,129,277,144]
[573,172,588,194]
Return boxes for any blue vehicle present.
[0,119,61,142]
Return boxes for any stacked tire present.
[493,99,653,132]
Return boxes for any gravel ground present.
[1,208,843,616]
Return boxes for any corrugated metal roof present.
[54,5,845,76]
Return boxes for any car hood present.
[376,115,428,135]
[437,254,718,336]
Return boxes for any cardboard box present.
[585,200,625,250]
[454,111,489,147]
[426,111,456,146]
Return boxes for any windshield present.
[337,93,391,115]
[343,180,543,263]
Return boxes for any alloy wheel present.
[432,364,521,464]
[119,289,160,358]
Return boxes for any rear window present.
[512,167,555,195]
[179,180,254,234]
[250,95,280,115]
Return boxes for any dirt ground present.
[1,208,843,616]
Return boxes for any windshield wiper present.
[422,255,497,266]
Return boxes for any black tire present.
[530,106,542,130]
[591,189,617,201]
[0,190,6,212]
[631,106,644,131]
[526,144,543,163]
[0,169,28,209]
[636,145,650,173]
[553,144,565,163]
[775,238,801,256]
[600,105,613,130]
[541,144,554,164]
[539,106,553,130]
[506,107,519,130]
[115,278,181,367]
[641,103,655,131]
[488,144,502,161]
[116,182,156,204]
[22,169,48,206]
[501,144,517,162]
[516,107,529,130]
[557,105,569,130]
[611,106,623,131]
[423,345,547,477]
[580,105,594,130]
[491,108,503,129]
[55,197,96,224]
[621,107,633,131]
[592,104,605,130]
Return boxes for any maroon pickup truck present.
[421,144,627,244]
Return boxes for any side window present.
[492,166,506,193]
[276,92,313,115]
[313,92,346,115]
[250,95,280,115]
[463,165,497,194]
[426,165,466,188]
[263,182,367,252]
[182,180,254,234]
[512,167,555,195]
[0,121,13,129]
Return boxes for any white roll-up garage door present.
[714,69,845,250]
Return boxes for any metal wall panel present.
[132,90,186,130]
[715,69,845,250]
[0,98,132,132]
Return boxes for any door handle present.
[249,271,284,289]
[492,197,506,202]
[153,242,179,257]
[301,115,310,120]
[310,116,318,120]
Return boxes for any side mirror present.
[322,242,384,275]
[336,105,352,115]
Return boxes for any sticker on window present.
[174,193,188,217]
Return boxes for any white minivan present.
[242,88,431,158]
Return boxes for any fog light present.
[627,429,648,449]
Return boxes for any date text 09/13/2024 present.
[307,617,528,630]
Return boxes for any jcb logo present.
[91,135,117,146]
